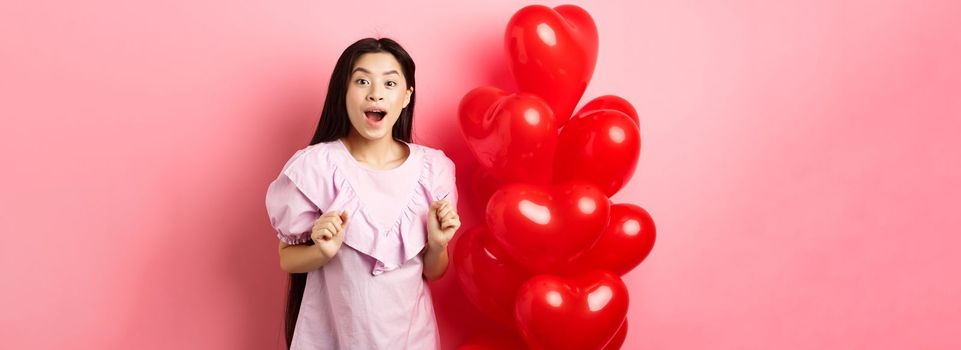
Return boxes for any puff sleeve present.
[430,151,459,210]
[265,146,335,244]
[265,174,318,244]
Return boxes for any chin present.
[359,128,392,140]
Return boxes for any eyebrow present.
[351,67,400,76]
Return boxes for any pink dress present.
[264,139,458,350]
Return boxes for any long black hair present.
[284,37,416,348]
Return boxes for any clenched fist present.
[427,199,460,250]
[312,210,349,259]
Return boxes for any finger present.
[325,222,338,235]
[441,217,456,227]
[327,211,340,223]
[316,228,332,241]
[341,211,349,223]
[439,207,452,219]
[446,217,461,229]
[316,213,337,228]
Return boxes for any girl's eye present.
[355,78,369,85]
[386,81,397,87]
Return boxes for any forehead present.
[352,52,402,75]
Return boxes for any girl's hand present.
[312,211,349,259]
[427,199,460,250]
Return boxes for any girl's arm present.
[422,243,449,281]
[423,198,460,281]
[278,241,334,273]
[278,211,349,273]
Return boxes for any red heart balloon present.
[554,109,640,197]
[486,182,610,273]
[458,86,557,184]
[603,319,628,350]
[453,226,532,328]
[506,5,598,124]
[573,95,639,128]
[459,86,509,139]
[565,204,656,276]
[468,167,504,215]
[515,270,629,350]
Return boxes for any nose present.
[366,86,384,101]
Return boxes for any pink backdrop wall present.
[2,0,959,349]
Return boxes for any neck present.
[341,132,408,168]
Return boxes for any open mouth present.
[364,107,387,122]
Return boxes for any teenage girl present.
[265,37,461,349]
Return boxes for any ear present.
[403,86,414,108]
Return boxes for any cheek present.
[389,91,408,108]
[345,91,366,116]
[345,88,362,104]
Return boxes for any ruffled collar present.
[307,140,434,275]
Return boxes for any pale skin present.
[278,52,461,281]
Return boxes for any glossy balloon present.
[468,167,504,215]
[459,86,557,184]
[554,109,640,197]
[453,226,532,328]
[486,182,610,273]
[573,95,639,128]
[506,5,598,124]
[459,86,509,139]
[515,270,629,350]
[602,319,628,350]
[565,204,656,276]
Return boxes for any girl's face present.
[345,52,413,141]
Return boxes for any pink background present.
[2,0,959,349]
